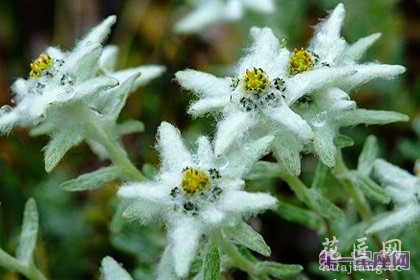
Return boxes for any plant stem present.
[86,120,145,181]
[335,151,372,221]
[0,249,47,280]
[214,233,265,279]
[334,150,393,280]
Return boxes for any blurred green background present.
[0,0,419,279]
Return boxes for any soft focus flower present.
[118,122,276,277]
[174,0,275,34]
[366,159,420,234]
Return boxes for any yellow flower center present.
[181,168,210,195]
[29,54,54,78]
[289,48,314,75]
[243,68,270,94]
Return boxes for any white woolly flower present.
[0,16,119,134]
[176,27,356,175]
[118,122,277,278]
[175,0,275,34]
[0,16,165,171]
[308,3,405,90]
[366,159,420,234]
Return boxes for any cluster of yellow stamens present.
[243,67,270,94]
[181,168,210,195]
[289,48,314,75]
[29,54,54,78]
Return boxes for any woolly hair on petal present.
[99,45,119,73]
[157,246,178,280]
[0,109,20,135]
[237,27,284,77]
[111,65,166,89]
[345,33,381,61]
[188,96,230,117]
[373,159,418,190]
[214,110,255,156]
[366,204,420,234]
[101,256,133,280]
[169,218,202,277]
[338,64,406,91]
[217,190,277,214]
[309,3,345,52]
[118,183,170,205]
[63,42,103,81]
[271,134,303,176]
[195,136,215,169]
[263,106,313,140]
[175,69,231,98]
[285,67,355,104]
[77,15,117,47]
[312,125,337,168]
[224,135,274,178]
[157,122,192,171]
[385,186,416,205]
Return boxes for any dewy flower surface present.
[118,122,277,278]
[175,0,276,34]
[366,159,420,234]
[175,3,407,175]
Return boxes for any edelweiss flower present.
[0,16,119,134]
[366,159,420,234]
[306,3,405,91]
[118,122,276,278]
[0,16,165,171]
[175,0,275,34]
[285,3,407,167]
[291,88,408,167]
[176,27,354,175]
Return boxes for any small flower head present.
[243,67,270,94]
[181,167,210,195]
[289,48,315,75]
[29,54,54,78]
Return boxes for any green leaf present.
[311,162,330,191]
[256,261,303,279]
[306,189,344,220]
[357,135,378,176]
[44,130,82,173]
[247,161,282,180]
[203,240,221,280]
[275,201,324,232]
[16,198,39,265]
[338,109,409,127]
[116,120,144,137]
[60,166,123,191]
[334,134,354,149]
[343,171,391,204]
[223,222,271,257]
[101,256,133,280]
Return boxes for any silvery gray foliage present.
[367,159,420,234]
